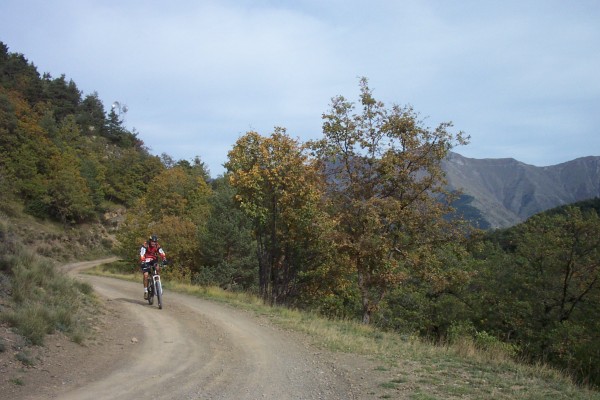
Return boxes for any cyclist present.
[140,234,167,299]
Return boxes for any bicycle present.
[146,260,164,309]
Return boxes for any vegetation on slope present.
[0,218,97,345]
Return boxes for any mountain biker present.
[140,234,167,299]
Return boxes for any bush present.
[2,303,51,345]
[163,264,192,285]
[1,238,96,344]
[446,320,519,362]
[446,320,477,343]
[101,238,113,249]
[474,330,519,359]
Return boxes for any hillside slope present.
[443,152,600,228]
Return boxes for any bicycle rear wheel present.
[147,284,154,305]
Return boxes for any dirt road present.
[39,259,367,400]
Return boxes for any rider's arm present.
[140,245,147,262]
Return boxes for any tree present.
[79,156,107,209]
[104,106,139,148]
[77,92,107,136]
[0,91,19,199]
[1,91,57,217]
[175,156,211,183]
[311,77,470,324]
[46,151,95,223]
[197,177,258,289]
[514,208,600,327]
[143,167,210,218]
[471,206,600,386]
[0,42,44,105]
[116,164,213,279]
[43,74,81,122]
[104,148,164,206]
[226,128,330,304]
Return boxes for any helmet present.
[149,235,158,242]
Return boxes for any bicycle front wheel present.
[156,281,163,310]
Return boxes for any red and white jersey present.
[140,242,166,262]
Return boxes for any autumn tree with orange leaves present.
[310,78,471,324]
[226,128,334,305]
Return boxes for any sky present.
[1,0,599,177]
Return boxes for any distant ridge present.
[442,152,600,229]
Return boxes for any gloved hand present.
[162,259,168,266]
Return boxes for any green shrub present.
[101,238,113,249]
[2,239,96,345]
[3,303,51,345]
[474,330,519,359]
[11,377,25,386]
[446,320,519,362]
[15,350,35,366]
[76,280,93,295]
[36,243,54,257]
[446,320,477,344]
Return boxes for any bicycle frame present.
[146,261,163,309]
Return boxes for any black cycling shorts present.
[140,261,157,273]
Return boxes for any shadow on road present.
[114,297,147,306]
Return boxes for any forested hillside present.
[0,42,183,221]
[1,42,599,388]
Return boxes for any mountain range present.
[442,152,600,229]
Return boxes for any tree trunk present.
[362,302,371,324]
[257,235,271,302]
[358,269,371,324]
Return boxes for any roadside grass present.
[88,260,600,400]
[0,241,98,346]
